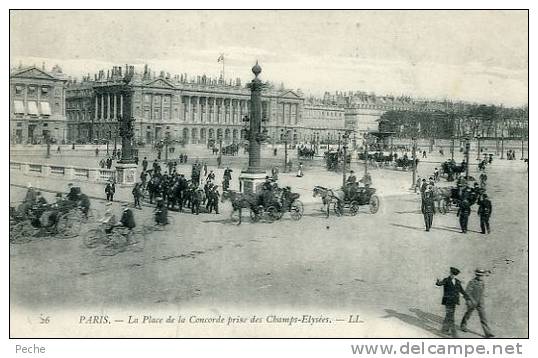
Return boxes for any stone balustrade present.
[10,161,116,183]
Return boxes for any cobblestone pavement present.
[9,148,528,338]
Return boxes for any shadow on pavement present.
[382,308,446,338]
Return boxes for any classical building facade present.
[66,65,304,146]
[301,98,347,144]
[9,65,67,144]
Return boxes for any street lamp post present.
[342,132,350,187]
[476,134,481,160]
[218,133,223,168]
[411,137,417,192]
[465,136,470,179]
[283,128,290,172]
[363,133,369,177]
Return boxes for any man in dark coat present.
[105,182,115,201]
[421,185,436,231]
[154,198,168,225]
[457,198,471,233]
[132,183,142,209]
[120,204,136,230]
[461,269,494,337]
[436,267,470,337]
[142,157,148,171]
[477,194,492,234]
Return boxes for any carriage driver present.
[359,172,372,189]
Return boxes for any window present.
[15,85,23,96]
[40,102,51,115]
[28,86,36,96]
[13,100,25,114]
[41,87,49,97]
[144,94,151,103]
[27,101,38,115]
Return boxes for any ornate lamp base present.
[116,163,138,186]
[239,171,267,194]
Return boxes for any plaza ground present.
[9,146,528,338]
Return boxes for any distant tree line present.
[378,104,528,139]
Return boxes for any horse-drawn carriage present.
[313,184,380,217]
[440,160,466,181]
[325,151,351,171]
[226,186,304,225]
[10,200,84,242]
[432,185,481,214]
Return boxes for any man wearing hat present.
[460,269,494,338]
[436,267,470,337]
[120,203,136,230]
[457,198,471,233]
[421,184,436,231]
[477,194,492,234]
[346,170,357,185]
[154,197,169,225]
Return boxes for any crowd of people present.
[420,160,492,234]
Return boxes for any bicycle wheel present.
[290,200,304,220]
[57,211,82,238]
[82,228,106,248]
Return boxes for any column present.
[100,94,104,120]
[94,96,98,120]
[113,93,117,119]
[120,94,124,117]
[159,93,165,121]
[107,93,111,120]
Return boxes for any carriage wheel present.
[83,228,106,248]
[57,211,82,238]
[10,221,35,243]
[266,206,279,223]
[350,201,360,216]
[249,208,261,223]
[333,201,343,216]
[230,208,242,225]
[290,200,304,220]
[369,195,380,214]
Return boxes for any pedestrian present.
[420,178,428,197]
[203,162,208,177]
[132,183,142,209]
[435,267,470,337]
[422,150,427,158]
[142,157,148,171]
[457,198,471,233]
[95,147,99,157]
[57,146,61,153]
[460,269,495,338]
[477,193,492,234]
[421,185,436,231]
[296,162,304,177]
[105,181,115,201]
[434,167,439,182]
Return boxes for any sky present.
[10,10,528,106]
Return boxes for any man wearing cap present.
[460,269,495,338]
[154,198,168,225]
[346,170,357,185]
[477,194,492,234]
[436,267,470,337]
[457,198,471,233]
[421,185,436,231]
[120,203,136,230]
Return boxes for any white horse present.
[312,186,345,217]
